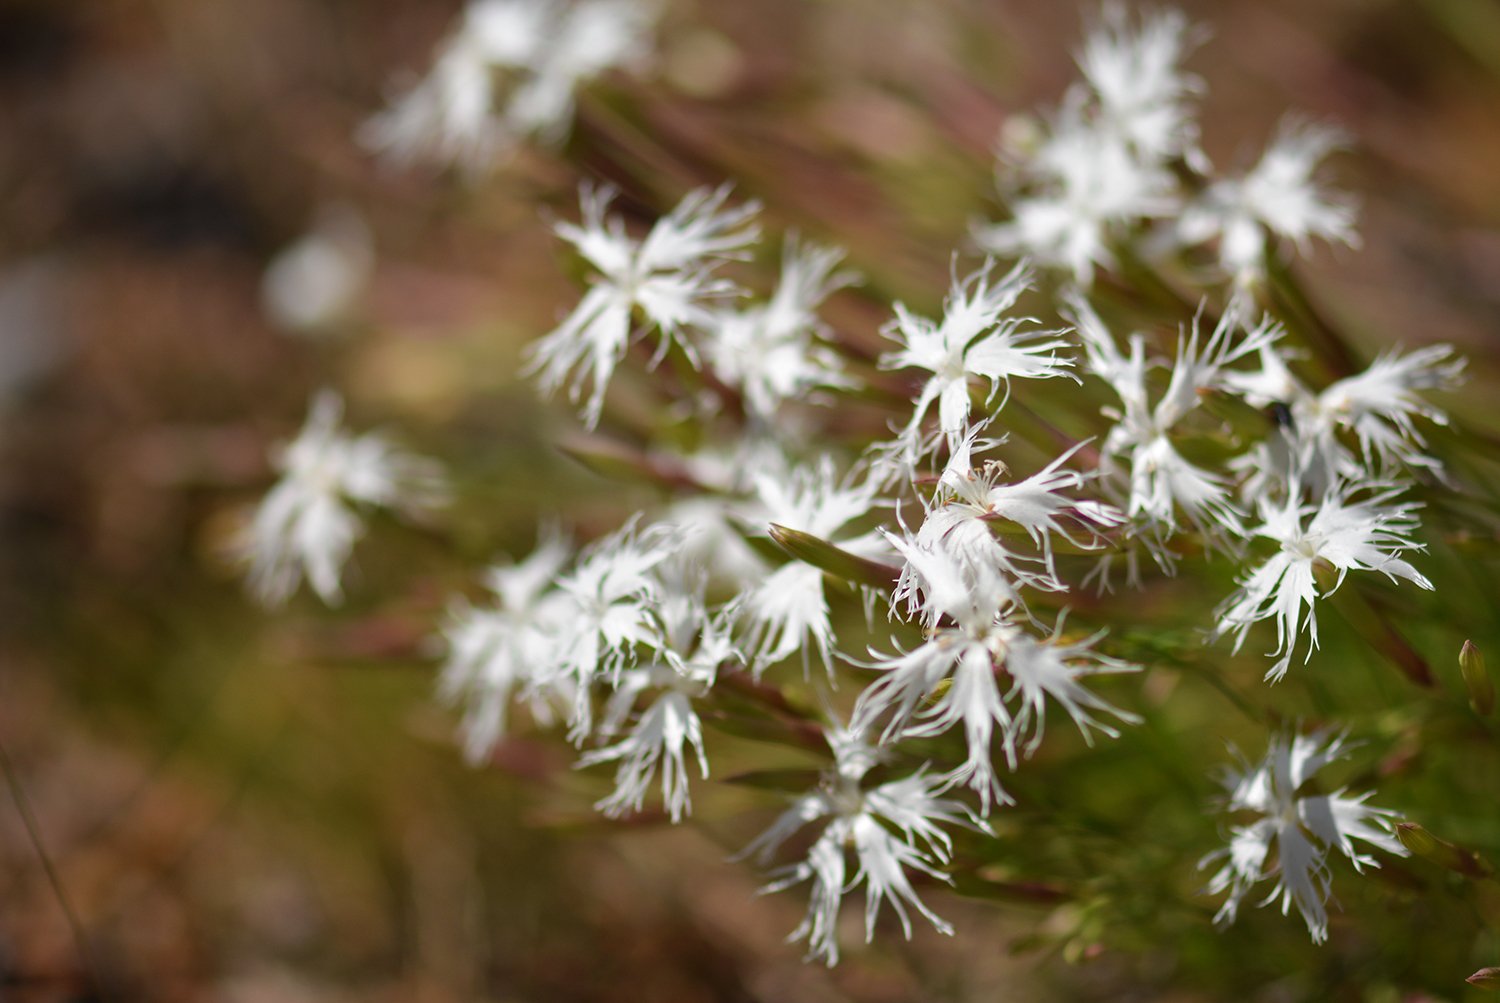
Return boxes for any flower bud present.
[1396,822,1494,879]
[1468,967,1500,990]
[768,523,902,590]
[1461,640,1493,716]
[1395,821,1437,857]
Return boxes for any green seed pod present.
[1461,640,1494,716]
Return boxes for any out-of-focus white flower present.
[552,517,681,735]
[706,238,857,420]
[361,0,657,172]
[976,101,1179,286]
[752,455,886,548]
[659,440,793,590]
[439,529,576,761]
[1314,346,1464,472]
[261,206,373,338]
[743,727,986,966]
[881,260,1075,455]
[662,494,768,589]
[1213,482,1433,680]
[736,456,885,672]
[244,392,444,607]
[518,0,657,137]
[1227,343,1465,491]
[528,184,760,428]
[1179,119,1358,285]
[1202,730,1405,943]
[578,589,735,822]
[362,29,508,172]
[1076,3,1203,165]
[461,0,558,66]
[1069,295,1279,538]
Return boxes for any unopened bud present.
[1396,821,1494,879]
[768,524,902,591]
[1468,967,1500,990]
[1395,821,1437,857]
[1462,640,1493,716]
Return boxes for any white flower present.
[885,523,1016,632]
[1076,3,1203,165]
[1202,730,1405,943]
[860,531,1137,810]
[975,100,1179,286]
[461,0,557,65]
[528,184,760,428]
[438,529,576,761]
[1002,620,1141,760]
[916,425,1124,593]
[360,27,509,172]
[1213,482,1434,680]
[1226,342,1465,490]
[244,391,444,607]
[705,238,857,420]
[1179,119,1358,284]
[743,728,985,966]
[1316,346,1464,472]
[578,590,734,822]
[506,0,656,141]
[856,552,1016,810]
[261,206,373,337]
[360,0,656,172]
[736,456,885,672]
[881,260,1075,453]
[657,440,796,590]
[662,494,768,590]
[552,517,681,736]
[1069,294,1279,537]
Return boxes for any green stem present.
[1332,584,1436,689]
[1263,256,1359,380]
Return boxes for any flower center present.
[1285,535,1321,561]
[828,776,865,818]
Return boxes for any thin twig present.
[0,737,107,999]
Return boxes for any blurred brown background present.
[1,0,1498,1000]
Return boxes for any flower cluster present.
[976,6,1355,291]
[245,2,1468,967]
[361,0,657,173]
